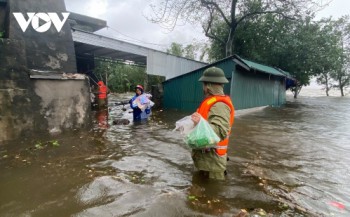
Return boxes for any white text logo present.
[13,12,70,33]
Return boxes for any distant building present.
[163,55,296,111]
[69,13,206,81]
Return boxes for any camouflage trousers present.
[192,149,227,180]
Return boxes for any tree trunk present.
[340,86,344,96]
[339,78,344,96]
[225,29,234,57]
[325,76,329,96]
[226,0,237,57]
[293,90,298,98]
[292,85,303,98]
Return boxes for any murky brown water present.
[1,91,349,217]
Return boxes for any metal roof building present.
[163,55,295,111]
[69,12,206,80]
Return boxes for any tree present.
[166,42,183,56]
[183,44,196,59]
[313,18,344,96]
[207,13,334,98]
[147,0,330,57]
[329,16,350,96]
[317,73,333,96]
[207,11,349,98]
[94,60,146,93]
[166,42,202,60]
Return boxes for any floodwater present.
[0,89,349,217]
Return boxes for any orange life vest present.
[97,81,107,99]
[197,95,234,156]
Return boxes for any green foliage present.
[149,0,328,56]
[183,44,196,59]
[327,16,350,96]
[94,60,146,92]
[167,42,183,56]
[0,31,4,38]
[166,42,200,60]
[207,21,228,61]
[148,74,165,89]
[208,12,349,97]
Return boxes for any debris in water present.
[112,118,130,125]
[234,209,248,217]
[51,140,60,147]
[188,195,196,201]
[329,201,345,209]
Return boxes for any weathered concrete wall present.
[33,80,90,133]
[0,0,91,142]
[0,39,44,141]
[8,0,77,72]
[0,4,6,36]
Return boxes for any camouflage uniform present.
[192,67,233,180]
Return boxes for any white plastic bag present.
[174,116,195,135]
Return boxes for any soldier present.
[191,67,235,180]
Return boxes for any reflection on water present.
[0,91,349,217]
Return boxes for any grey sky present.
[64,0,349,52]
[315,0,349,19]
[65,0,207,51]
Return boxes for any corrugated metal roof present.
[164,54,293,82]
[163,58,234,111]
[276,68,293,79]
[68,12,107,32]
[163,56,289,111]
[234,55,288,77]
[164,56,234,84]
[72,29,207,80]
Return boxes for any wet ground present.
[0,91,349,217]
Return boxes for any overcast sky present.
[64,0,349,89]
[65,0,349,52]
[65,0,207,51]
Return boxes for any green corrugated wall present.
[231,68,286,110]
[163,58,286,111]
[163,59,234,112]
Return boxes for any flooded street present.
[1,90,349,217]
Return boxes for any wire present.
[105,26,169,48]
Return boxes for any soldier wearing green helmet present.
[198,66,229,84]
[191,67,235,180]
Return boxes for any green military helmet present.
[198,67,229,84]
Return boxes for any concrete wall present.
[0,39,42,141]
[0,0,91,142]
[33,80,90,132]
[0,2,7,37]
[0,8,5,35]
[8,0,77,71]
